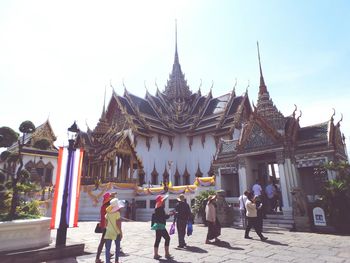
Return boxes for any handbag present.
[186,221,193,236]
[95,223,103,233]
[169,222,176,235]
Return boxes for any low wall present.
[0,217,51,252]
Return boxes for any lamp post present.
[56,121,79,247]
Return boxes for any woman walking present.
[205,194,220,244]
[95,192,112,263]
[105,198,124,263]
[151,194,174,259]
[244,192,268,241]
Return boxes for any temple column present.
[216,168,222,191]
[238,158,247,195]
[130,157,134,181]
[87,160,91,178]
[276,151,291,211]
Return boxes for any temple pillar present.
[238,158,248,195]
[276,151,293,213]
[130,157,134,181]
[216,168,222,191]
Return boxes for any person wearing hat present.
[151,194,174,259]
[174,194,192,248]
[205,194,221,244]
[104,197,124,263]
[244,192,268,241]
[95,192,112,263]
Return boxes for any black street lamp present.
[56,121,80,247]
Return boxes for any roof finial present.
[100,85,107,119]
[293,104,297,118]
[174,19,179,64]
[257,41,267,95]
[337,113,343,127]
[103,85,106,111]
[331,108,336,122]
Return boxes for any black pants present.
[154,229,170,248]
[177,219,187,246]
[245,217,264,239]
[207,221,220,240]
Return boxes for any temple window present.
[183,166,190,185]
[184,175,190,185]
[174,175,180,186]
[162,165,169,186]
[45,162,54,185]
[151,164,158,185]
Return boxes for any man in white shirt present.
[252,179,262,197]
[238,191,249,228]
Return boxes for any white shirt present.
[238,194,247,210]
[252,183,262,196]
[245,200,257,217]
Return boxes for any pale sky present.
[1,0,349,150]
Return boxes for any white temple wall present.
[135,132,216,185]
[20,155,58,185]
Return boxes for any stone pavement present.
[47,221,350,263]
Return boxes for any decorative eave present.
[112,92,142,134]
[124,89,152,131]
[216,87,238,130]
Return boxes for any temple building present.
[213,44,348,221]
[0,120,59,188]
[78,35,252,188]
[77,33,348,225]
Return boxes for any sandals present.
[165,254,173,259]
[153,255,162,259]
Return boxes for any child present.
[151,194,174,259]
[105,198,124,263]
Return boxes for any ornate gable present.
[31,120,57,146]
[238,114,282,152]
[243,123,276,150]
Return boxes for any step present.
[265,214,293,220]
[264,218,294,224]
[264,222,294,230]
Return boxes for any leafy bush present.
[191,189,216,224]
[0,151,11,161]
[321,161,350,234]
[0,121,39,221]
[19,121,35,134]
[0,127,19,147]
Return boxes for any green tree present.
[321,161,350,233]
[0,121,39,220]
[191,189,216,225]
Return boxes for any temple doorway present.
[220,172,240,197]
[245,153,283,214]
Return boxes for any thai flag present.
[50,147,84,229]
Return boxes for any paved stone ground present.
[47,221,350,263]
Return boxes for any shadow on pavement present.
[158,257,190,263]
[210,240,244,250]
[263,230,285,235]
[264,239,289,246]
[177,245,208,253]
